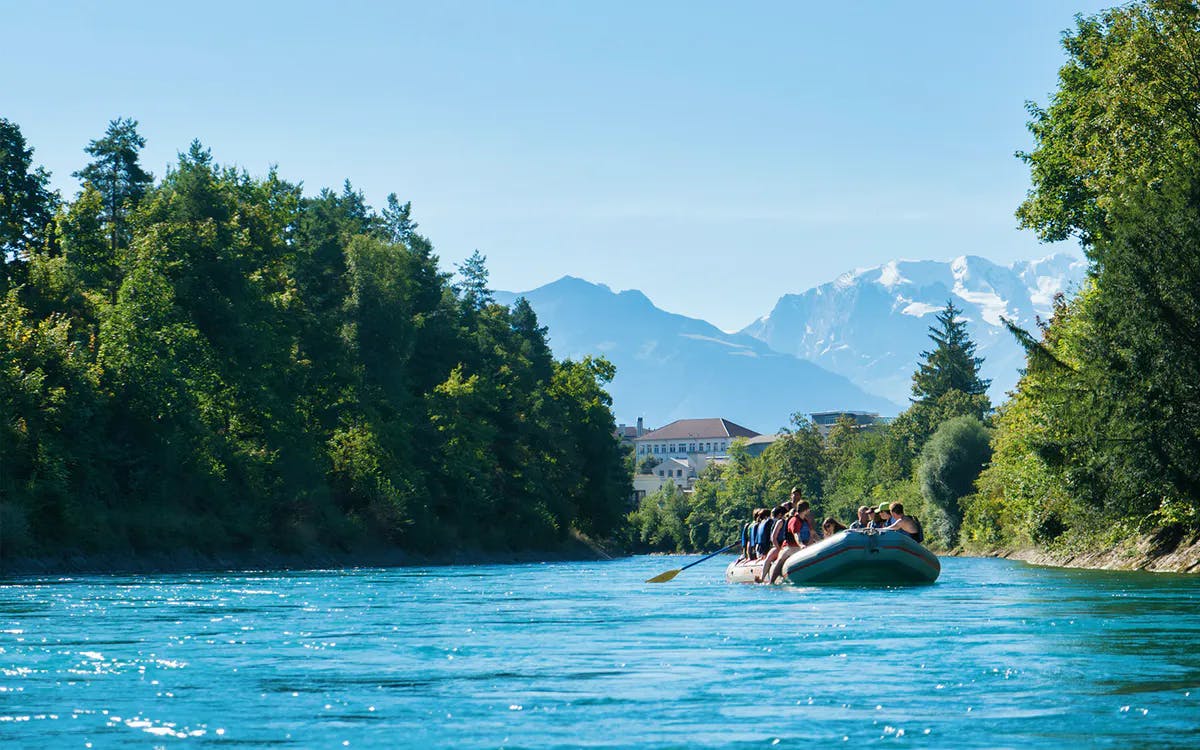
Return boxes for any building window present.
[677,469,683,477]
[689,443,696,452]
[658,469,664,477]
[721,442,727,451]
[669,444,676,453]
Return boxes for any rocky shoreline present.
[0,531,620,577]
[973,527,1200,574]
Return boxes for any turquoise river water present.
[2,556,1199,748]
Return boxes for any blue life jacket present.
[754,520,772,554]
[797,518,812,545]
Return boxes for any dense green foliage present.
[0,119,630,560]
[918,416,991,545]
[963,1,1200,551]
[627,300,993,553]
[1,118,58,287]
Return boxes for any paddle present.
[645,542,739,583]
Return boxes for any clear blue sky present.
[6,1,1108,330]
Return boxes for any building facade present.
[809,410,882,436]
[631,418,760,499]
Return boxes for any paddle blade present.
[645,568,681,583]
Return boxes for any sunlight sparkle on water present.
[1,558,1199,748]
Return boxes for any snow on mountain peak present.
[742,251,1089,404]
[878,261,906,288]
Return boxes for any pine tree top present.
[910,299,991,402]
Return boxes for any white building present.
[632,418,760,499]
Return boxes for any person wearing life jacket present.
[848,505,872,530]
[883,501,923,543]
[768,494,819,584]
[739,511,755,560]
[756,504,790,582]
[870,502,892,529]
[744,508,767,559]
[754,508,774,558]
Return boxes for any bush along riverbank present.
[0,118,632,568]
[0,530,622,577]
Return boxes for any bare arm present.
[884,517,918,535]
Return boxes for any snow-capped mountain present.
[494,277,899,433]
[741,252,1088,403]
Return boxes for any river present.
[2,556,1199,748]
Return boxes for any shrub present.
[918,416,992,546]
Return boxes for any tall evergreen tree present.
[455,250,493,311]
[911,300,990,402]
[0,118,57,287]
[73,118,153,257]
[382,193,417,245]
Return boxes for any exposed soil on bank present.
[0,530,621,577]
[973,526,1200,574]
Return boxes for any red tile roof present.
[635,418,760,441]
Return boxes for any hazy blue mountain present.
[495,277,899,433]
[741,253,1088,403]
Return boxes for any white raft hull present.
[725,529,940,585]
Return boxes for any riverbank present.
[974,526,1200,574]
[0,530,620,577]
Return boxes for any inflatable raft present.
[725,529,940,585]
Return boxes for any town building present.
[614,417,649,447]
[809,410,882,436]
[631,418,760,500]
[742,433,782,457]
[633,417,759,460]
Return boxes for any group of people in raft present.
[736,487,924,584]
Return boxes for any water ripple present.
[3,557,1200,747]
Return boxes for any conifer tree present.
[911,300,990,402]
[0,118,57,286]
[73,118,153,256]
[382,193,417,244]
[455,250,493,310]
[888,299,991,463]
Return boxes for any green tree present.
[455,250,493,311]
[917,416,992,546]
[911,300,990,403]
[982,0,1200,546]
[892,300,991,460]
[627,481,691,552]
[637,455,661,474]
[0,118,57,288]
[0,122,636,563]
[762,413,824,501]
[73,118,153,258]
[381,193,418,244]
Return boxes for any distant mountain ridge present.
[494,277,897,433]
[495,252,1087,430]
[741,252,1087,402]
